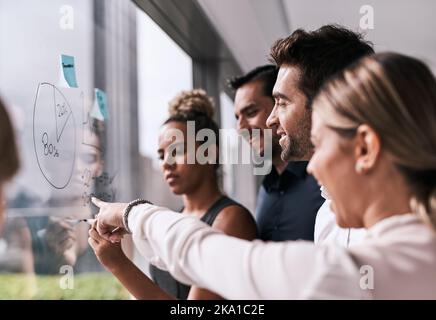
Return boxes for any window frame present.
[133,0,242,123]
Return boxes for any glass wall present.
[0,0,255,299]
[136,8,193,211]
[0,0,138,299]
[137,9,193,160]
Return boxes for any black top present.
[255,161,324,241]
[149,196,245,300]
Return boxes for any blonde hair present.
[313,52,436,229]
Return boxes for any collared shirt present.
[255,161,324,241]
[129,205,436,299]
[314,187,366,247]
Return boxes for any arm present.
[93,200,362,299]
[93,200,290,298]
[186,205,257,300]
[0,218,34,273]
[29,216,78,273]
[128,204,315,299]
[88,227,174,299]
[211,205,257,241]
[43,217,78,266]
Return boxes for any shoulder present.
[211,204,257,241]
[217,204,253,221]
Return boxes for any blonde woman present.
[92,53,436,299]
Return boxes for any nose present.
[266,104,278,129]
[237,116,248,131]
[162,152,176,171]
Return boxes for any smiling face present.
[266,64,312,161]
[158,121,216,195]
[307,110,363,228]
[234,80,280,157]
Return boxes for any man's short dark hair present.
[270,24,374,105]
[228,65,278,99]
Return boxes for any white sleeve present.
[314,200,337,244]
[128,203,363,299]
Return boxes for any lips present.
[165,173,179,183]
[277,130,287,145]
[276,128,286,138]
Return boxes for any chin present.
[169,186,184,195]
[334,207,361,229]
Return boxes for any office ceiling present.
[197,0,436,73]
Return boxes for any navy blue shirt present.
[255,161,324,241]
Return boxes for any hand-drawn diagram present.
[78,91,117,206]
[33,82,76,189]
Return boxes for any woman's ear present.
[354,124,381,174]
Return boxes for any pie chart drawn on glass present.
[33,82,76,189]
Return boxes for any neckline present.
[365,213,420,237]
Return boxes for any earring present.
[355,162,364,173]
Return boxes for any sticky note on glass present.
[59,54,78,88]
[90,88,109,121]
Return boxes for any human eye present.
[246,108,259,118]
[80,153,98,164]
[275,98,286,108]
[170,143,185,157]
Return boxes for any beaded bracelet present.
[122,199,152,233]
